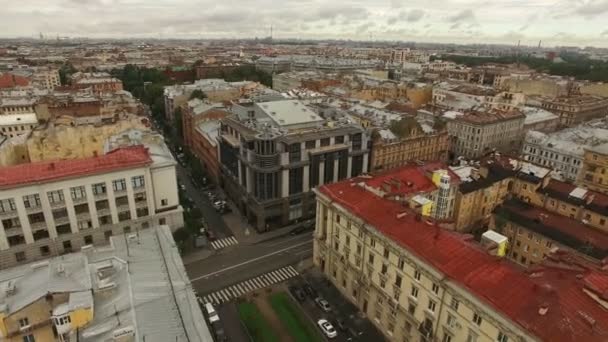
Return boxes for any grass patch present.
[237,301,279,342]
[269,292,323,342]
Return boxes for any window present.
[84,235,93,245]
[305,140,316,149]
[408,302,416,315]
[112,179,127,192]
[15,252,26,262]
[414,269,421,281]
[132,175,145,189]
[447,313,456,326]
[370,238,375,247]
[383,248,389,258]
[47,190,64,204]
[442,333,452,342]
[23,334,35,342]
[23,194,41,209]
[398,258,405,270]
[70,186,86,201]
[427,299,436,313]
[395,275,402,287]
[18,317,29,328]
[335,135,344,144]
[321,138,330,146]
[0,198,17,213]
[466,330,478,342]
[159,218,166,225]
[410,286,419,298]
[450,297,459,311]
[472,312,482,326]
[497,332,509,342]
[336,215,341,223]
[368,254,374,264]
[380,279,386,288]
[92,182,106,195]
[63,240,72,252]
[161,199,168,206]
[40,245,50,255]
[381,264,388,274]
[432,283,440,294]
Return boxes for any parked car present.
[290,226,307,235]
[288,286,306,302]
[303,284,317,298]
[317,319,337,338]
[205,230,217,241]
[336,318,347,332]
[315,297,331,312]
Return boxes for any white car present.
[317,319,337,338]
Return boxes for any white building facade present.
[0,146,183,268]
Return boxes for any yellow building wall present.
[70,307,94,330]
[406,86,433,108]
[421,201,433,216]
[0,313,7,338]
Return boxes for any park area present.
[237,289,323,342]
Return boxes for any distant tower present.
[270,24,273,41]
[39,32,43,40]
[538,40,542,49]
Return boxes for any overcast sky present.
[1,0,607,47]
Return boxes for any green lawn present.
[237,301,279,342]
[269,292,323,342]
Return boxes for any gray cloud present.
[406,9,425,22]
[574,0,608,17]
[448,9,475,22]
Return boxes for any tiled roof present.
[319,175,608,342]
[0,146,152,189]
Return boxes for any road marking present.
[191,239,312,281]
[267,234,309,247]
[294,248,313,256]
[200,266,300,305]
[210,236,239,250]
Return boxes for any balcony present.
[94,191,107,200]
[24,205,43,214]
[30,221,48,231]
[54,215,70,226]
[0,209,18,218]
[72,196,87,205]
[4,226,23,238]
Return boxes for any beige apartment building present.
[370,120,449,172]
[313,172,608,342]
[446,108,525,159]
[0,145,183,269]
[538,95,608,127]
[579,144,608,194]
[495,199,608,267]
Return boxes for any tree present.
[189,89,207,100]
[59,63,77,85]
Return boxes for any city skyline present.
[1,0,607,48]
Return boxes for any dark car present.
[336,319,347,332]
[290,226,307,235]
[288,286,306,302]
[303,284,317,298]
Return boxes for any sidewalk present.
[223,212,314,245]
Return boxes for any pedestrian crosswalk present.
[201,266,299,305]
[210,236,238,250]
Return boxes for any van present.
[205,303,220,323]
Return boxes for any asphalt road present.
[290,273,387,342]
[187,233,313,295]
[176,163,233,239]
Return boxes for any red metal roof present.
[363,164,437,196]
[319,175,608,342]
[0,73,29,88]
[0,146,152,188]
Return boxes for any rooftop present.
[445,107,525,125]
[257,99,324,128]
[525,120,608,156]
[0,145,152,189]
[318,175,608,342]
[0,113,38,126]
[496,199,608,260]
